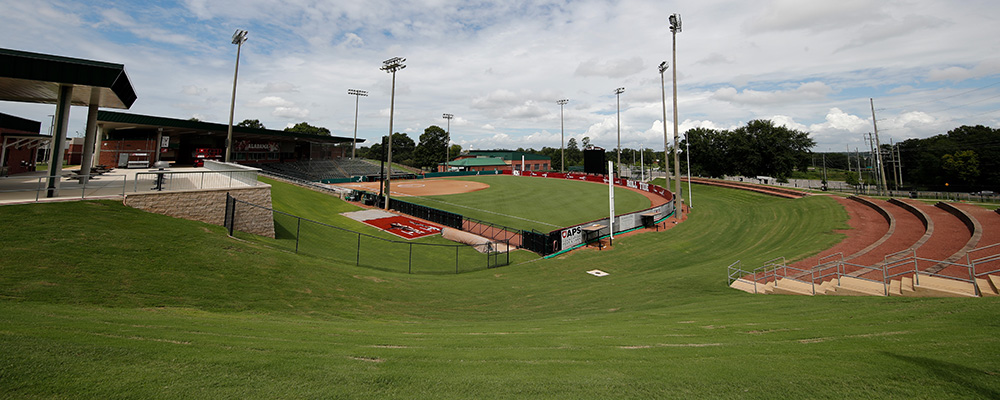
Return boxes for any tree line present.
[896,125,999,192]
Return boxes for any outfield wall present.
[504,170,675,253]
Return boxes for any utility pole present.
[871,98,889,196]
[889,138,899,189]
[895,142,904,188]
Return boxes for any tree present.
[565,138,582,167]
[285,122,330,136]
[941,150,980,189]
[413,125,448,169]
[845,171,860,187]
[388,132,416,166]
[682,121,814,179]
[237,119,265,129]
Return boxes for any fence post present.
[295,217,301,254]
[224,192,235,236]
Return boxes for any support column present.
[46,85,73,197]
[80,88,101,184]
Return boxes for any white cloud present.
[711,82,834,106]
[2,0,999,153]
[249,96,295,108]
[260,82,300,93]
[574,57,645,79]
[273,107,310,119]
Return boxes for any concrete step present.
[888,279,902,296]
[991,275,1000,293]
[831,276,887,296]
[975,277,998,297]
[816,279,837,295]
[760,281,776,294]
[913,275,977,297]
[729,279,758,294]
[901,276,915,294]
[771,278,815,295]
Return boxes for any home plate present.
[587,269,609,277]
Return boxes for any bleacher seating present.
[251,159,405,182]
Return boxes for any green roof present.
[0,48,137,109]
[447,157,508,167]
[467,150,549,161]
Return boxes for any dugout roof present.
[0,48,137,109]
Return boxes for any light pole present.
[442,113,453,171]
[669,13,682,220]
[685,131,692,208]
[380,57,405,210]
[225,29,248,163]
[614,87,625,178]
[348,89,367,159]
[658,61,670,190]
[557,99,569,173]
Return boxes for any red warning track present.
[362,216,442,240]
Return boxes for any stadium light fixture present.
[442,113,454,170]
[380,57,405,210]
[225,29,248,163]
[348,89,368,159]
[557,99,569,173]
[669,12,682,220]
[614,87,625,178]
[658,61,670,189]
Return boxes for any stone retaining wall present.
[124,184,275,238]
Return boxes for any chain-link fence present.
[224,194,509,274]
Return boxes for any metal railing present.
[133,169,259,192]
[0,174,130,202]
[729,247,988,296]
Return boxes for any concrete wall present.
[124,184,275,238]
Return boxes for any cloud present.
[574,57,644,78]
[743,0,882,34]
[250,96,295,108]
[928,59,1000,82]
[339,33,364,48]
[273,107,310,119]
[260,82,300,93]
[711,82,834,105]
[181,85,207,96]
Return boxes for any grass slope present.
[1,183,998,398]
[402,175,652,232]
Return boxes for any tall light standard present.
[685,131,692,208]
[442,113,453,170]
[225,29,248,163]
[669,13,682,220]
[348,89,367,159]
[614,87,625,177]
[658,61,671,190]
[557,99,569,172]
[380,57,405,210]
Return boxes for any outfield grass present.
[1,182,998,398]
[402,175,653,232]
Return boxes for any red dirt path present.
[790,196,889,269]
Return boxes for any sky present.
[2,0,999,154]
